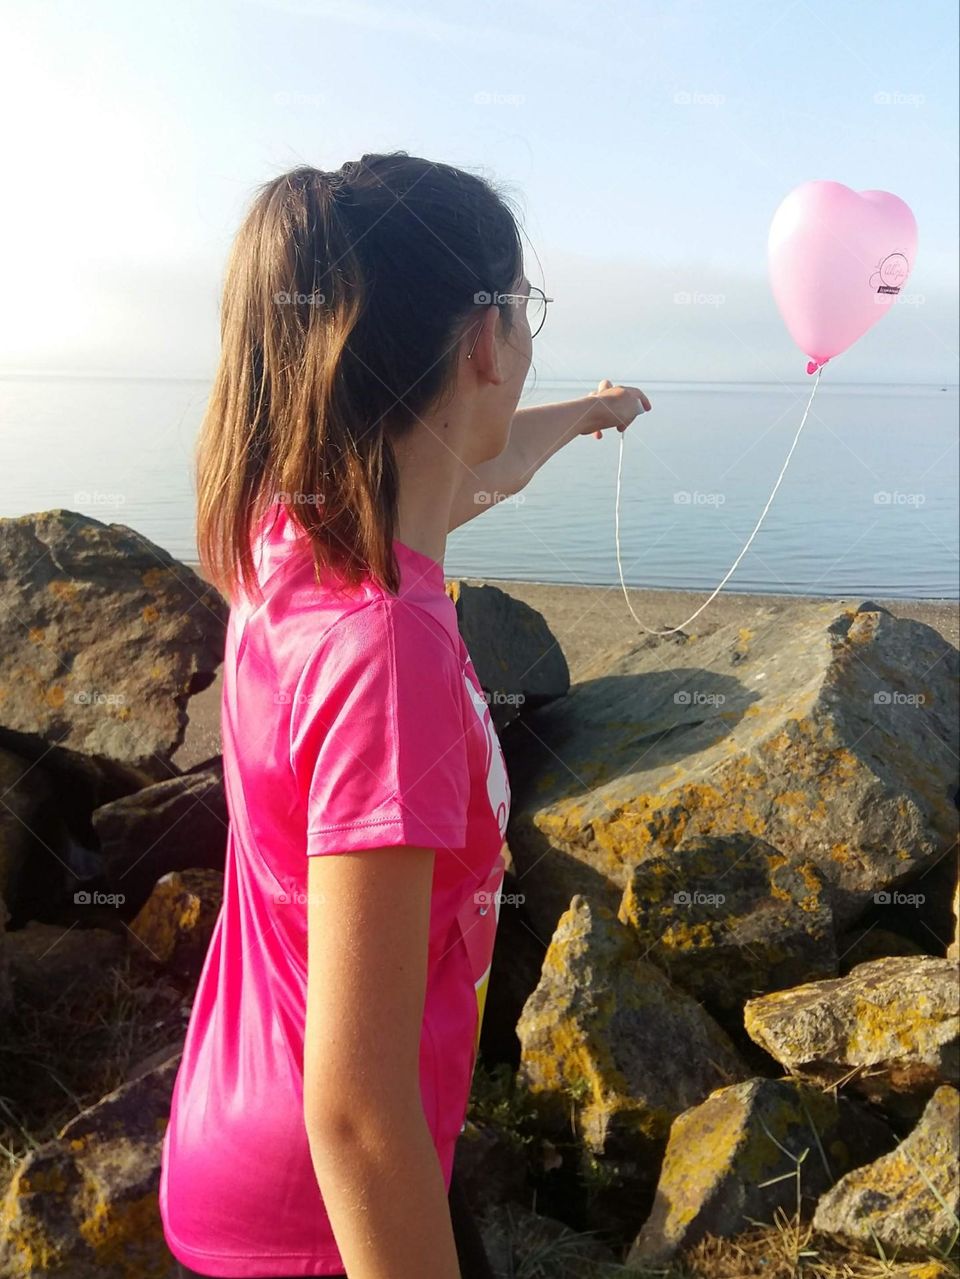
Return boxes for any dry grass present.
[483,1201,959,1278]
[1,954,956,1279]
[0,946,188,1198]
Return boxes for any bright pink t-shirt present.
[159,498,510,1276]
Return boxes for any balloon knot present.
[806,357,830,375]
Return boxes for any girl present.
[159,152,649,1279]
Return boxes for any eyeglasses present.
[467,285,553,358]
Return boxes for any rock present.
[618,834,837,1017]
[446,581,569,731]
[124,1044,183,1087]
[627,1077,895,1265]
[92,761,227,918]
[949,871,959,962]
[5,923,125,1007]
[479,861,549,1067]
[0,1054,180,1277]
[836,925,927,973]
[813,1085,959,1259]
[504,600,959,941]
[126,869,223,976]
[452,1120,528,1213]
[0,510,228,776]
[516,895,750,1168]
[480,1202,618,1277]
[0,729,155,928]
[0,890,12,1022]
[744,956,959,1109]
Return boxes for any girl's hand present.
[582,378,651,440]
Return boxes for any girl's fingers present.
[622,385,652,412]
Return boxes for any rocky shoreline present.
[0,509,957,1278]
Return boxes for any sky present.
[0,0,957,385]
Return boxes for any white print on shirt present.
[462,663,511,840]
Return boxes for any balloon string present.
[614,365,824,635]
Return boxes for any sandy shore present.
[173,564,960,771]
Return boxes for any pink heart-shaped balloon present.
[768,180,918,373]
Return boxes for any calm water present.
[1,374,957,600]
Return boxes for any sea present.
[1,374,957,601]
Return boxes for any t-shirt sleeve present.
[288,597,470,856]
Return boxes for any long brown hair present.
[195,153,524,607]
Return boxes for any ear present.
[465,304,505,384]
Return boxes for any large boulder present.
[504,600,959,941]
[618,833,837,1019]
[92,760,227,917]
[0,730,153,928]
[743,956,959,1111]
[516,895,750,1169]
[0,1053,181,1277]
[0,510,228,777]
[813,1085,959,1259]
[5,923,124,1008]
[446,580,569,730]
[626,1077,894,1265]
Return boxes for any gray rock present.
[446,580,569,730]
[813,1085,959,1259]
[744,955,959,1108]
[92,761,227,917]
[0,1053,181,1277]
[0,730,162,927]
[0,510,228,775]
[627,1077,895,1265]
[618,834,837,1018]
[5,922,125,1008]
[516,895,751,1169]
[504,599,959,942]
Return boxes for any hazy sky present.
[1,0,957,384]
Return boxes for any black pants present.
[175,1167,495,1278]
